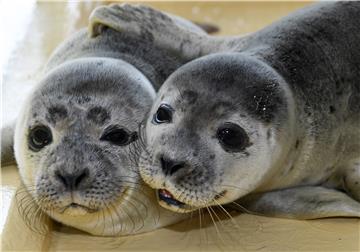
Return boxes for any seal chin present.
[157,189,198,213]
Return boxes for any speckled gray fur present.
[9,4,212,235]
[135,2,360,218]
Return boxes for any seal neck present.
[98,29,188,91]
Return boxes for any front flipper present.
[235,186,360,219]
[88,4,221,59]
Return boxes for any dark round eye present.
[217,123,250,152]
[152,104,173,124]
[28,125,52,152]
[100,126,137,146]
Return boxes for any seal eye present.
[100,126,137,146]
[152,104,173,124]
[217,123,250,152]
[28,125,52,151]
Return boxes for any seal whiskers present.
[133,2,360,219]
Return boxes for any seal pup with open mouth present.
[113,3,360,218]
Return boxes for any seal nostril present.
[74,168,89,188]
[55,170,68,188]
[170,163,185,175]
[55,168,89,190]
[160,156,186,176]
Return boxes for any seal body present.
[10,4,213,235]
[135,2,360,218]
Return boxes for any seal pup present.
[115,3,360,218]
[2,4,216,235]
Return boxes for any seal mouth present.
[157,189,197,213]
[61,203,98,214]
[158,189,185,206]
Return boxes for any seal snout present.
[54,168,90,191]
[160,156,186,176]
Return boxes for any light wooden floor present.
[2,1,359,251]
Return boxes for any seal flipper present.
[1,120,16,166]
[89,4,207,36]
[234,186,360,219]
[343,160,360,202]
[88,4,222,59]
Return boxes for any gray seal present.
[117,3,360,218]
[2,4,215,235]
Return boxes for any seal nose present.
[55,168,89,190]
[160,156,186,176]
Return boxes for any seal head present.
[139,53,290,213]
[14,57,158,234]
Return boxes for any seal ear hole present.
[152,104,173,124]
[217,122,250,153]
[28,125,53,152]
[100,125,137,146]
